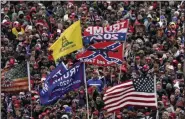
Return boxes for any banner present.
[83,20,128,44]
[76,41,123,66]
[40,62,84,105]
[49,20,83,61]
[45,62,67,85]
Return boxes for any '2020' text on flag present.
[39,62,84,105]
[83,20,129,44]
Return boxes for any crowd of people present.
[1,1,185,119]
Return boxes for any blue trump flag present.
[45,62,67,85]
[39,62,84,105]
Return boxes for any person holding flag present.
[87,71,104,92]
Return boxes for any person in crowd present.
[1,1,185,119]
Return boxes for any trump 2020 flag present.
[40,62,84,105]
[76,41,123,66]
[49,20,83,61]
[45,62,67,85]
[83,20,128,44]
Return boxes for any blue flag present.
[39,62,84,105]
[45,62,67,85]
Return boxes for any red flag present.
[76,41,123,66]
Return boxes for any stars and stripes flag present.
[1,62,28,92]
[103,75,157,113]
[76,41,123,66]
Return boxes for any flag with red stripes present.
[1,62,28,92]
[103,75,157,113]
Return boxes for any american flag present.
[1,62,28,92]
[103,75,157,113]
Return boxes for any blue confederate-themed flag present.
[76,41,123,66]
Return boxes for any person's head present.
[15,22,21,31]
[92,71,99,79]
[177,63,182,70]
[103,2,108,8]
[135,56,140,63]
[96,96,102,104]
[110,11,116,19]
[157,82,162,91]
[175,88,180,97]
[162,111,169,119]
[8,46,13,52]
[35,105,41,112]
[18,11,24,19]
[95,18,101,26]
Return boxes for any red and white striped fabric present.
[103,76,157,113]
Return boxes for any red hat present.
[145,112,150,116]
[31,97,36,100]
[121,65,127,73]
[68,61,73,65]
[34,63,39,69]
[81,4,86,7]
[4,21,11,25]
[49,34,54,38]
[115,111,121,115]
[39,115,42,119]
[93,70,99,74]
[46,110,50,114]
[176,101,184,107]
[80,90,84,94]
[83,7,87,10]
[143,65,149,70]
[159,58,163,61]
[9,58,15,65]
[14,103,20,108]
[31,7,36,12]
[48,55,54,61]
[173,60,178,64]
[135,56,140,60]
[96,18,101,21]
[88,87,94,95]
[42,112,46,116]
[155,47,160,51]
[169,113,176,119]
[145,57,151,60]
[116,115,122,119]
[93,110,99,115]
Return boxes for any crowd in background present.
[1,1,185,119]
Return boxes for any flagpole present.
[118,65,121,83]
[113,112,116,119]
[26,61,32,118]
[119,19,129,83]
[83,62,90,119]
[27,61,31,91]
[154,74,158,119]
[159,1,161,22]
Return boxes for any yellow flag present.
[49,21,83,61]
